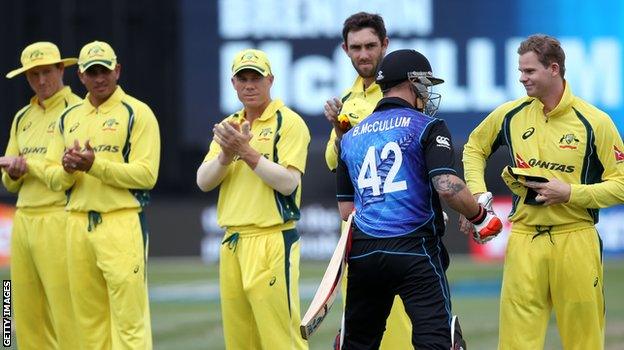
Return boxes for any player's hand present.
[469,192,503,244]
[3,155,28,180]
[63,139,94,172]
[75,139,95,171]
[458,193,482,236]
[324,97,348,136]
[213,120,253,156]
[524,178,571,205]
[0,156,10,168]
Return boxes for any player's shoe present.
[451,315,467,350]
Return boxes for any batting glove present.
[468,192,503,244]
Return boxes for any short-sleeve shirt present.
[337,97,456,238]
[204,99,311,229]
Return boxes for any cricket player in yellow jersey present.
[43,40,160,349]
[323,12,412,349]
[197,49,309,350]
[462,34,624,349]
[2,42,81,350]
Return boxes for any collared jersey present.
[464,82,624,225]
[204,99,310,229]
[325,76,382,171]
[2,86,81,208]
[44,86,161,213]
[336,97,456,238]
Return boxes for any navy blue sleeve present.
[422,120,457,178]
[336,155,354,202]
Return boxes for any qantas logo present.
[515,153,575,173]
[615,145,624,162]
[21,146,46,155]
[92,145,120,153]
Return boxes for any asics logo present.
[69,122,80,133]
[522,127,535,140]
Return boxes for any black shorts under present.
[342,233,453,349]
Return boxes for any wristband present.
[467,206,486,225]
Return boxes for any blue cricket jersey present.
[337,97,457,238]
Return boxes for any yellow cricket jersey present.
[325,76,382,171]
[464,82,624,226]
[44,86,161,213]
[2,86,81,208]
[204,99,310,229]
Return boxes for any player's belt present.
[512,221,594,235]
[16,205,65,214]
[225,222,295,236]
[68,208,141,232]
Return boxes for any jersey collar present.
[30,86,73,110]
[542,80,574,119]
[234,99,285,122]
[374,97,415,111]
[351,75,381,95]
[84,85,125,114]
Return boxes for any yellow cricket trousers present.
[499,222,604,350]
[66,209,152,350]
[220,227,307,350]
[11,206,78,350]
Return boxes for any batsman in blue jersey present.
[335,49,504,349]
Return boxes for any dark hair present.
[518,34,566,78]
[342,12,387,45]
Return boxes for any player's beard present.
[351,55,382,80]
[353,62,377,80]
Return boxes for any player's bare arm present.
[433,173,502,242]
[524,178,571,205]
[338,201,354,221]
[458,192,483,235]
[432,174,481,221]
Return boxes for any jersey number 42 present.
[357,141,407,196]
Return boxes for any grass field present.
[3,256,624,349]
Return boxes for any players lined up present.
[3,11,624,350]
[3,41,158,349]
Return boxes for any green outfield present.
[3,256,624,349]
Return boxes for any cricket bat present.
[300,212,354,340]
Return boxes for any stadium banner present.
[181,0,624,149]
